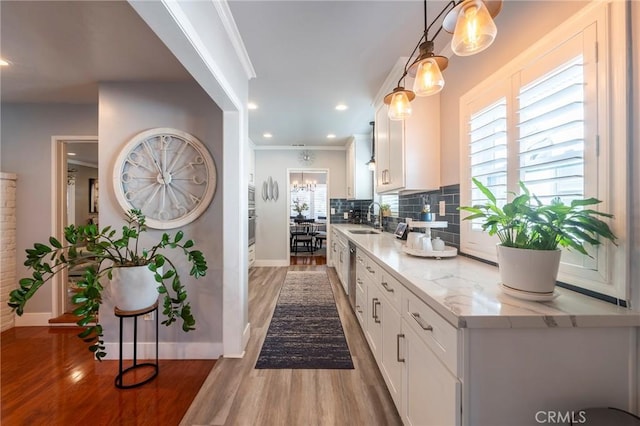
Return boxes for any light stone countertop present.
[332,224,640,329]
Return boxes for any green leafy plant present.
[292,199,309,215]
[459,178,617,254]
[8,209,207,360]
[380,203,391,212]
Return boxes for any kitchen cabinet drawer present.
[404,289,458,376]
[355,276,367,328]
[378,269,403,313]
[357,251,379,285]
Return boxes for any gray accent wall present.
[1,103,98,312]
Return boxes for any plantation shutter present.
[518,55,585,205]
[313,185,328,219]
[468,98,508,230]
[380,194,399,216]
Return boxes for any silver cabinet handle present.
[381,281,394,293]
[356,305,363,314]
[366,266,375,274]
[410,312,433,331]
[357,277,363,285]
[397,333,405,363]
[339,252,343,263]
[373,299,381,323]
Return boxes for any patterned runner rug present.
[255,270,354,369]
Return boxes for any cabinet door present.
[366,283,383,361]
[355,273,367,328]
[402,319,461,426]
[346,140,355,199]
[375,104,390,192]
[380,301,403,409]
[387,118,405,191]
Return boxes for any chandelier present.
[291,172,316,192]
[385,0,502,120]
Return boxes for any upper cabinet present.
[346,135,373,200]
[375,94,441,193]
[248,143,256,186]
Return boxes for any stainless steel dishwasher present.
[348,242,356,311]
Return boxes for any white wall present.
[439,1,589,186]
[98,81,224,358]
[131,0,252,356]
[1,104,98,313]
[254,148,345,264]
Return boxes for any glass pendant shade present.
[451,0,497,56]
[368,160,376,171]
[412,58,445,96]
[388,91,412,121]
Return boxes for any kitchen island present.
[331,224,640,426]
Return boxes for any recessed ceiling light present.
[0,58,10,67]
[335,104,348,111]
[67,152,77,156]
[263,132,273,138]
[248,102,258,110]
[327,134,336,139]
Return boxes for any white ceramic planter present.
[496,245,561,294]
[110,265,159,311]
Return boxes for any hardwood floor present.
[181,265,401,426]
[1,326,215,425]
[289,254,327,265]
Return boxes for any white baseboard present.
[253,259,289,267]
[102,341,223,360]
[14,313,51,326]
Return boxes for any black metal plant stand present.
[114,299,159,389]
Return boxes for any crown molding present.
[213,0,256,80]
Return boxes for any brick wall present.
[0,173,17,332]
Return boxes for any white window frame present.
[460,1,629,301]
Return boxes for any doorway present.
[288,169,329,265]
[51,137,98,322]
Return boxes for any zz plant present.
[460,178,617,254]
[8,209,207,360]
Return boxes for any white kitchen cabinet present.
[333,232,349,295]
[375,93,441,193]
[380,298,403,409]
[402,318,461,426]
[248,143,255,186]
[345,135,373,200]
[366,280,383,360]
[355,273,367,328]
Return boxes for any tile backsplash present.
[329,184,460,248]
[329,198,373,224]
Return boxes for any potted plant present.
[8,209,207,360]
[292,199,309,219]
[380,203,392,217]
[459,178,616,296]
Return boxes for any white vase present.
[110,265,159,311]
[496,245,561,294]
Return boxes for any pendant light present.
[366,121,376,171]
[385,87,415,121]
[443,0,502,56]
[381,0,501,121]
[409,41,447,96]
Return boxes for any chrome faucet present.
[368,202,383,230]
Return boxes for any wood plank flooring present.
[181,265,401,426]
[1,326,215,425]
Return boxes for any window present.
[380,193,399,216]
[290,184,327,220]
[460,3,628,300]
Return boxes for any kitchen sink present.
[348,229,381,235]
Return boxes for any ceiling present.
[2,0,468,148]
